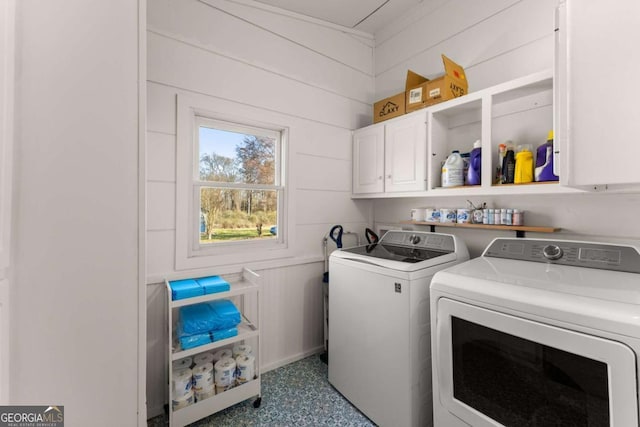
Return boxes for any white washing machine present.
[328,231,469,427]
[430,238,640,427]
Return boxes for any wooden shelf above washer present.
[400,221,560,238]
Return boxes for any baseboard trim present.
[261,345,325,374]
[147,403,165,420]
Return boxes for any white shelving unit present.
[352,70,584,199]
[165,267,261,427]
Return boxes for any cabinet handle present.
[378,176,383,180]
[387,175,392,179]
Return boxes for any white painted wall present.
[11,1,142,425]
[145,0,373,416]
[374,0,558,101]
[371,0,640,255]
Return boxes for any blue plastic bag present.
[179,299,241,335]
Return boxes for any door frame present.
[137,0,147,424]
[0,0,16,404]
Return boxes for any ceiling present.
[252,0,424,34]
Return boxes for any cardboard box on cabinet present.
[406,55,468,111]
[373,70,430,123]
[373,92,405,123]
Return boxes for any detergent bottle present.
[466,139,482,185]
[501,144,515,184]
[514,144,534,184]
[496,143,506,183]
[441,151,464,187]
[535,130,559,181]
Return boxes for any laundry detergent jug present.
[441,151,464,187]
[514,145,534,184]
[535,130,559,181]
[466,140,481,185]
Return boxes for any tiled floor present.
[149,354,376,426]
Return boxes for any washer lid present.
[340,230,456,264]
[331,231,468,272]
[340,243,450,263]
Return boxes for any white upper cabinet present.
[352,111,427,195]
[556,0,640,190]
[353,123,385,194]
[353,71,581,199]
[384,113,427,192]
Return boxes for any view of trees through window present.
[198,123,279,244]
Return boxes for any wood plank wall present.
[370,0,640,257]
[145,0,374,416]
[373,0,558,101]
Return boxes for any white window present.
[176,95,289,269]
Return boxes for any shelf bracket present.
[516,230,526,238]
[430,225,436,233]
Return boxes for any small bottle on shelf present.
[513,209,524,226]
[502,144,515,184]
[496,143,507,184]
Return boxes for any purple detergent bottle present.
[535,130,559,181]
[467,139,481,185]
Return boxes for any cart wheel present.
[253,397,262,408]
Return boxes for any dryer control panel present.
[483,238,640,274]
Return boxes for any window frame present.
[193,116,284,251]
[176,94,291,270]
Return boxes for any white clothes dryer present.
[430,238,640,427]
[329,231,469,427]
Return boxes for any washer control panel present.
[483,238,640,273]
[380,230,455,252]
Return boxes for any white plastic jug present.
[441,151,464,187]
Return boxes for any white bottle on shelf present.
[441,151,464,187]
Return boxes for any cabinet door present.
[557,0,640,188]
[384,113,427,192]
[353,125,384,194]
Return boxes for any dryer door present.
[434,298,638,427]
